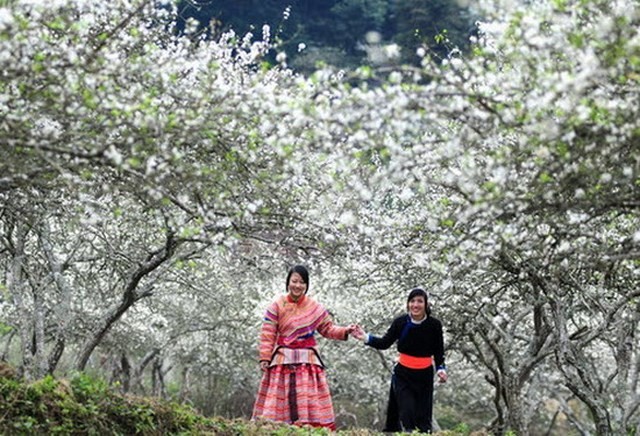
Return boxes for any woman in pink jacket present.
[252,265,355,430]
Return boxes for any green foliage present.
[0,370,467,435]
[0,372,221,435]
[0,320,12,335]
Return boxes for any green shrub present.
[0,365,472,435]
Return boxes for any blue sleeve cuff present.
[436,365,446,371]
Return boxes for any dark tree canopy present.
[175,0,477,69]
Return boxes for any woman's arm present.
[432,319,446,368]
[258,301,279,363]
[433,318,448,382]
[364,316,403,350]
[317,313,349,340]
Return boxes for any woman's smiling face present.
[287,272,307,300]
[408,295,426,319]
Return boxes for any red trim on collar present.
[286,294,306,304]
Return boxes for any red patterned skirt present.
[252,363,336,430]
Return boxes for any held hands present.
[348,324,366,341]
[346,324,357,335]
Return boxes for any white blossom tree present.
[1,0,639,434]
[333,0,640,433]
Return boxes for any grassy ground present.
[0,361,471,435]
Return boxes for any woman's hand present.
[259,361,269,372]
[346,324,359,338]
[437,369,448,383]
[350,325,366,341]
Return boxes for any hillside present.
[0,362,470,435]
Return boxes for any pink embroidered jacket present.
[258,294,348,367]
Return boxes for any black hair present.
[286,265,309,294]
[407,287,431,316]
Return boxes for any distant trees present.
[394,0,475,62]
[175,0,476,69]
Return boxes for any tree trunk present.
[33,288,48,378]
[74,233,179,371]
[131,348,160,394]
[120,352,131,393]
[179,365,190,402]
[503,382,527,435]
[1,330,16,361]
[74,294,142,371]
[6,223,34,379]
[38,222,72,374]
[152,357,166,397]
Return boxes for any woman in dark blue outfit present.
[353,288,447,433]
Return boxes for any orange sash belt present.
[398,353,433,369]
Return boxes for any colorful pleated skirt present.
[252,363,337,430]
